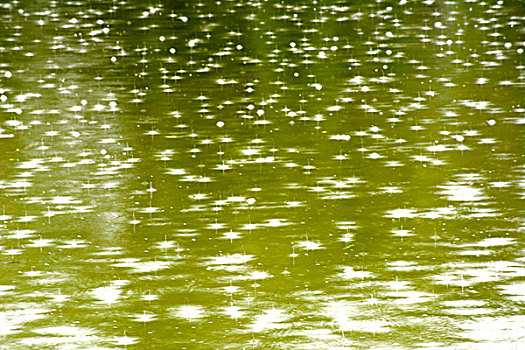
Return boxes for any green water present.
[0,0,524,349]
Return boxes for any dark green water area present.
[0,0,524,349]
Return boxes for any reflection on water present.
[0,0,524,348]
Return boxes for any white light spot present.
[171,305,206,321]
[188,39,200,48]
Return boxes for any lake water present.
[0,0,524,349]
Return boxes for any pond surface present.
[0,0,524,349]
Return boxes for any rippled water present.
[0,0,524,349]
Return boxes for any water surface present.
[0,0,524,349]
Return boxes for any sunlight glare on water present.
[0,0,524,349]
